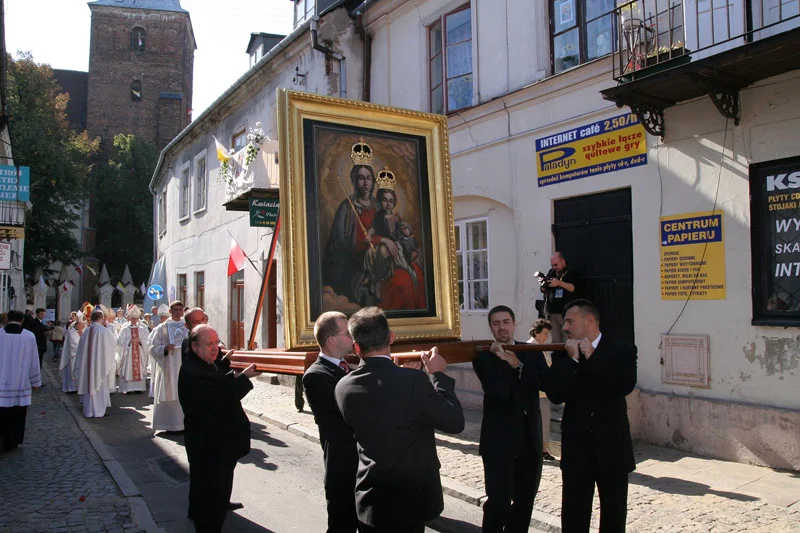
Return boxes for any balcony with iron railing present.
[601,0,800,137]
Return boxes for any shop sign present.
[249,197,279,228]
[660,211,726,300]
[0,165,30,201]
[536,113,647,187]
[0,242,10,270]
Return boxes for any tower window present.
[131,27,146,52]
[130,80,142,101]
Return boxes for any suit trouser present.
[189,458,235,533]
[561,461,629,533]
[325,481,358,533]
[548,313,565,343]
[481,438,543,533]
[0,405,27,450]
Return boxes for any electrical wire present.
[663,117,730,338]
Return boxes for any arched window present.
[130,80,142,101]
[131,27,146,52]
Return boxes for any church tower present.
[86,0,195,152]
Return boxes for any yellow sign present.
[536,113,647,187]
[660,211,726,300]
[0,226,24,240]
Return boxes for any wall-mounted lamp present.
[293,66,307,86]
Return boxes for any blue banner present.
[0,165,30,202]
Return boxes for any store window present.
[750,155,800,325]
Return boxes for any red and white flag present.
[74,264,83,275]
[228,238,246,276]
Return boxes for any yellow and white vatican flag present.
[213,136,231,162]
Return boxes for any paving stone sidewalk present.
[0,360,147,533]
[243,376,800,533]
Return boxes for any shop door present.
[230,271,245,349]
[552,188,634,344]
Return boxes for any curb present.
[44,364,167,533]
[243,402,566,532]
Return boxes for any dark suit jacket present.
[178,353,253,465]
[473,341,550,457]
[303,356,358,489]
[334,357,465,528]
[23,316,47,355]
[547,336,638,475]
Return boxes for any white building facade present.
[154,0,800,469]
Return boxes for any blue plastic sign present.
[147,284,164,300]
[0,165,30,202]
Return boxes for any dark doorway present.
[230,271,245,349]
[552,188,634,344]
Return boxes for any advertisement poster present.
[660,211,726,300]
[536,113,647,187]
[750,156,800,322]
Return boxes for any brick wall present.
[86,5,195,153]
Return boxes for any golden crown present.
[376,166,396,191]
[350,137,374,166]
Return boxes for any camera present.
[535,271,553,286]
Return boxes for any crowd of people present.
[0,273,638,533]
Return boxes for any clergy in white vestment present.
[116,306,150,393]
[59,314,86,393]
[0,310,42,451]
[148,300,186,433]
[73,310,117,418]
[103,306,121,338]
[148,304,171,398]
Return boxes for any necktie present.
[338,360,350,374]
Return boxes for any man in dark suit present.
[334,307,464,533]
[303,311,358,533]
[178,324,258,533]
[23,308,48,368]
[548,299,637,533]
[473,305,550,533]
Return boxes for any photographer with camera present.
[538,252,582,343]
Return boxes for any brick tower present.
[86,0,195,153]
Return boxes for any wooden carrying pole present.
[228,340,566,375]
[246,215,281,350]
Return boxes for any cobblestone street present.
[243,375,800,533]
[0,361,145,533]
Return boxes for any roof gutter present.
[149,18,313,194]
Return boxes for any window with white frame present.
[231,128,247,153]
[158,187,167,236]
[193,151,207,213]
[294,0,316,26]
[455,218,488,311]
[429,4,473,115]
[179,163,190,220]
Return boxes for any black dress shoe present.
[543,451,557,461]
[227,501,244,510]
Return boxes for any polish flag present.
[228,238,246,276]
[75,264,83,275]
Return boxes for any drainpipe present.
[355,13,371,102]
[310,16,346,99]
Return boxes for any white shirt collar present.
[318,352,346,366]
[592,332,603,349]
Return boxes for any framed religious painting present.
[277,89,460,349]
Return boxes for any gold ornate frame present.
[277,89,460,349]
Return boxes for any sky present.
[5,0,295,116]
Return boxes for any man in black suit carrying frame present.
[334,307,465,533]
[303,311,359,533]
[473,305,551,533]
[548,299,638,533]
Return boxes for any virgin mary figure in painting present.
[322,138,381,303]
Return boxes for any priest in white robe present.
[59,314,86,393]
[116,306,150,393]
[74,310,117,418]
[0,310,42,451]
[149,300,186,433]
